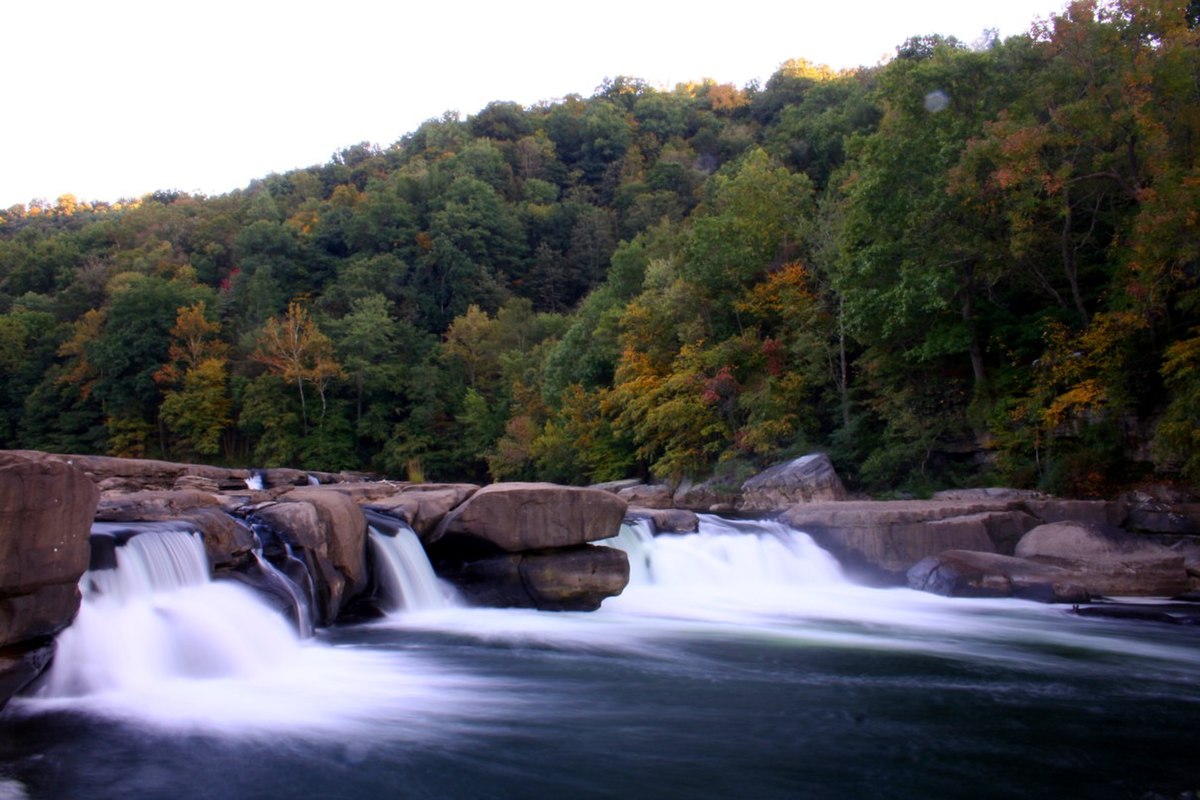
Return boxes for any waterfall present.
[22,524,489,736]
[244,470,265,491]
[251,551,314,638]
[368,525,451,612]
[609,514,844,589]
[40,525,304,699]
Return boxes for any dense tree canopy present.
[2,0,1196,497]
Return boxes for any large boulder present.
[739,453,847,511]
[0,453,99,708]
[435,545,629,611]
[250,494,363,626]
[282,487,368,599]
[431,483,627,553]
[907,550,1089,603]
[1014,521,1191,596]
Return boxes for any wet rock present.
[627,507,699,534]
[436,545,629,611]
[281,487,368,600]
[250,500,347,626]
[908,550,1088,603]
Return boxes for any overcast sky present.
[1,0,1064,209]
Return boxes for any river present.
[0,517,1196,799]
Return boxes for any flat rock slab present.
[432,483,627,553]
[908,549,1088,603]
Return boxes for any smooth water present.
[2,517,1197,799]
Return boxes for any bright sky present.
[0,0,1064,209]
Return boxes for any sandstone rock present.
[907,550,1088,603]
[282,487,368,603]
[616,484,674,509]
[1022,499,1119,528]
[431,483,626,553]
[627,507,699,534]
[672,478,740,512]
[0,457,96,638]
[364,484,480,538]
[1015,522,1191,596]
[590,478,643,494]
[519,546,630,611]
[436,545,629,611]
[0,452,98,709]
[94,490,221,522]
[178,507,257,572]
[740,453,847,511]
[251,500,346,625]
[782,500,1018,583]
[931,487,1047,502]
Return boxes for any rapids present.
[1,515,1196,799]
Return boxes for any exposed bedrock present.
[782,501,1042,585]
[908,521,1194,600]
[0,453,98,709]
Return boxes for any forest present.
[1,0,1197,497]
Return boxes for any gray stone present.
[740,453,848,511]
[907,550,1089,603]
[1015,522,1191,596]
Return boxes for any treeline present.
[2,0,1197,496]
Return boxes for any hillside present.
[1,0,1197,497]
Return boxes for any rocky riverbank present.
[2,448,1198,710]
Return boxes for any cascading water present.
[368,524,452,612]
[16,524,492,738]
[4,517,1198,799]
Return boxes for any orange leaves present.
[734,261,815,321]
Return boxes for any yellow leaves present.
[1026,311,1149,431]
[735,261,815,321]
[57,308,105,399]
[1044,378,1106,428]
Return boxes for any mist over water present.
[2,516,1197,799]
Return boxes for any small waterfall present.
[41,526,307,700]
[601,519,655,584]
[244,470,265,491]
[368,526,450,612]
[86,523,210,602]
[251,551,314,638]
[607,514,844,589]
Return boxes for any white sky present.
[0,0,1064,209]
